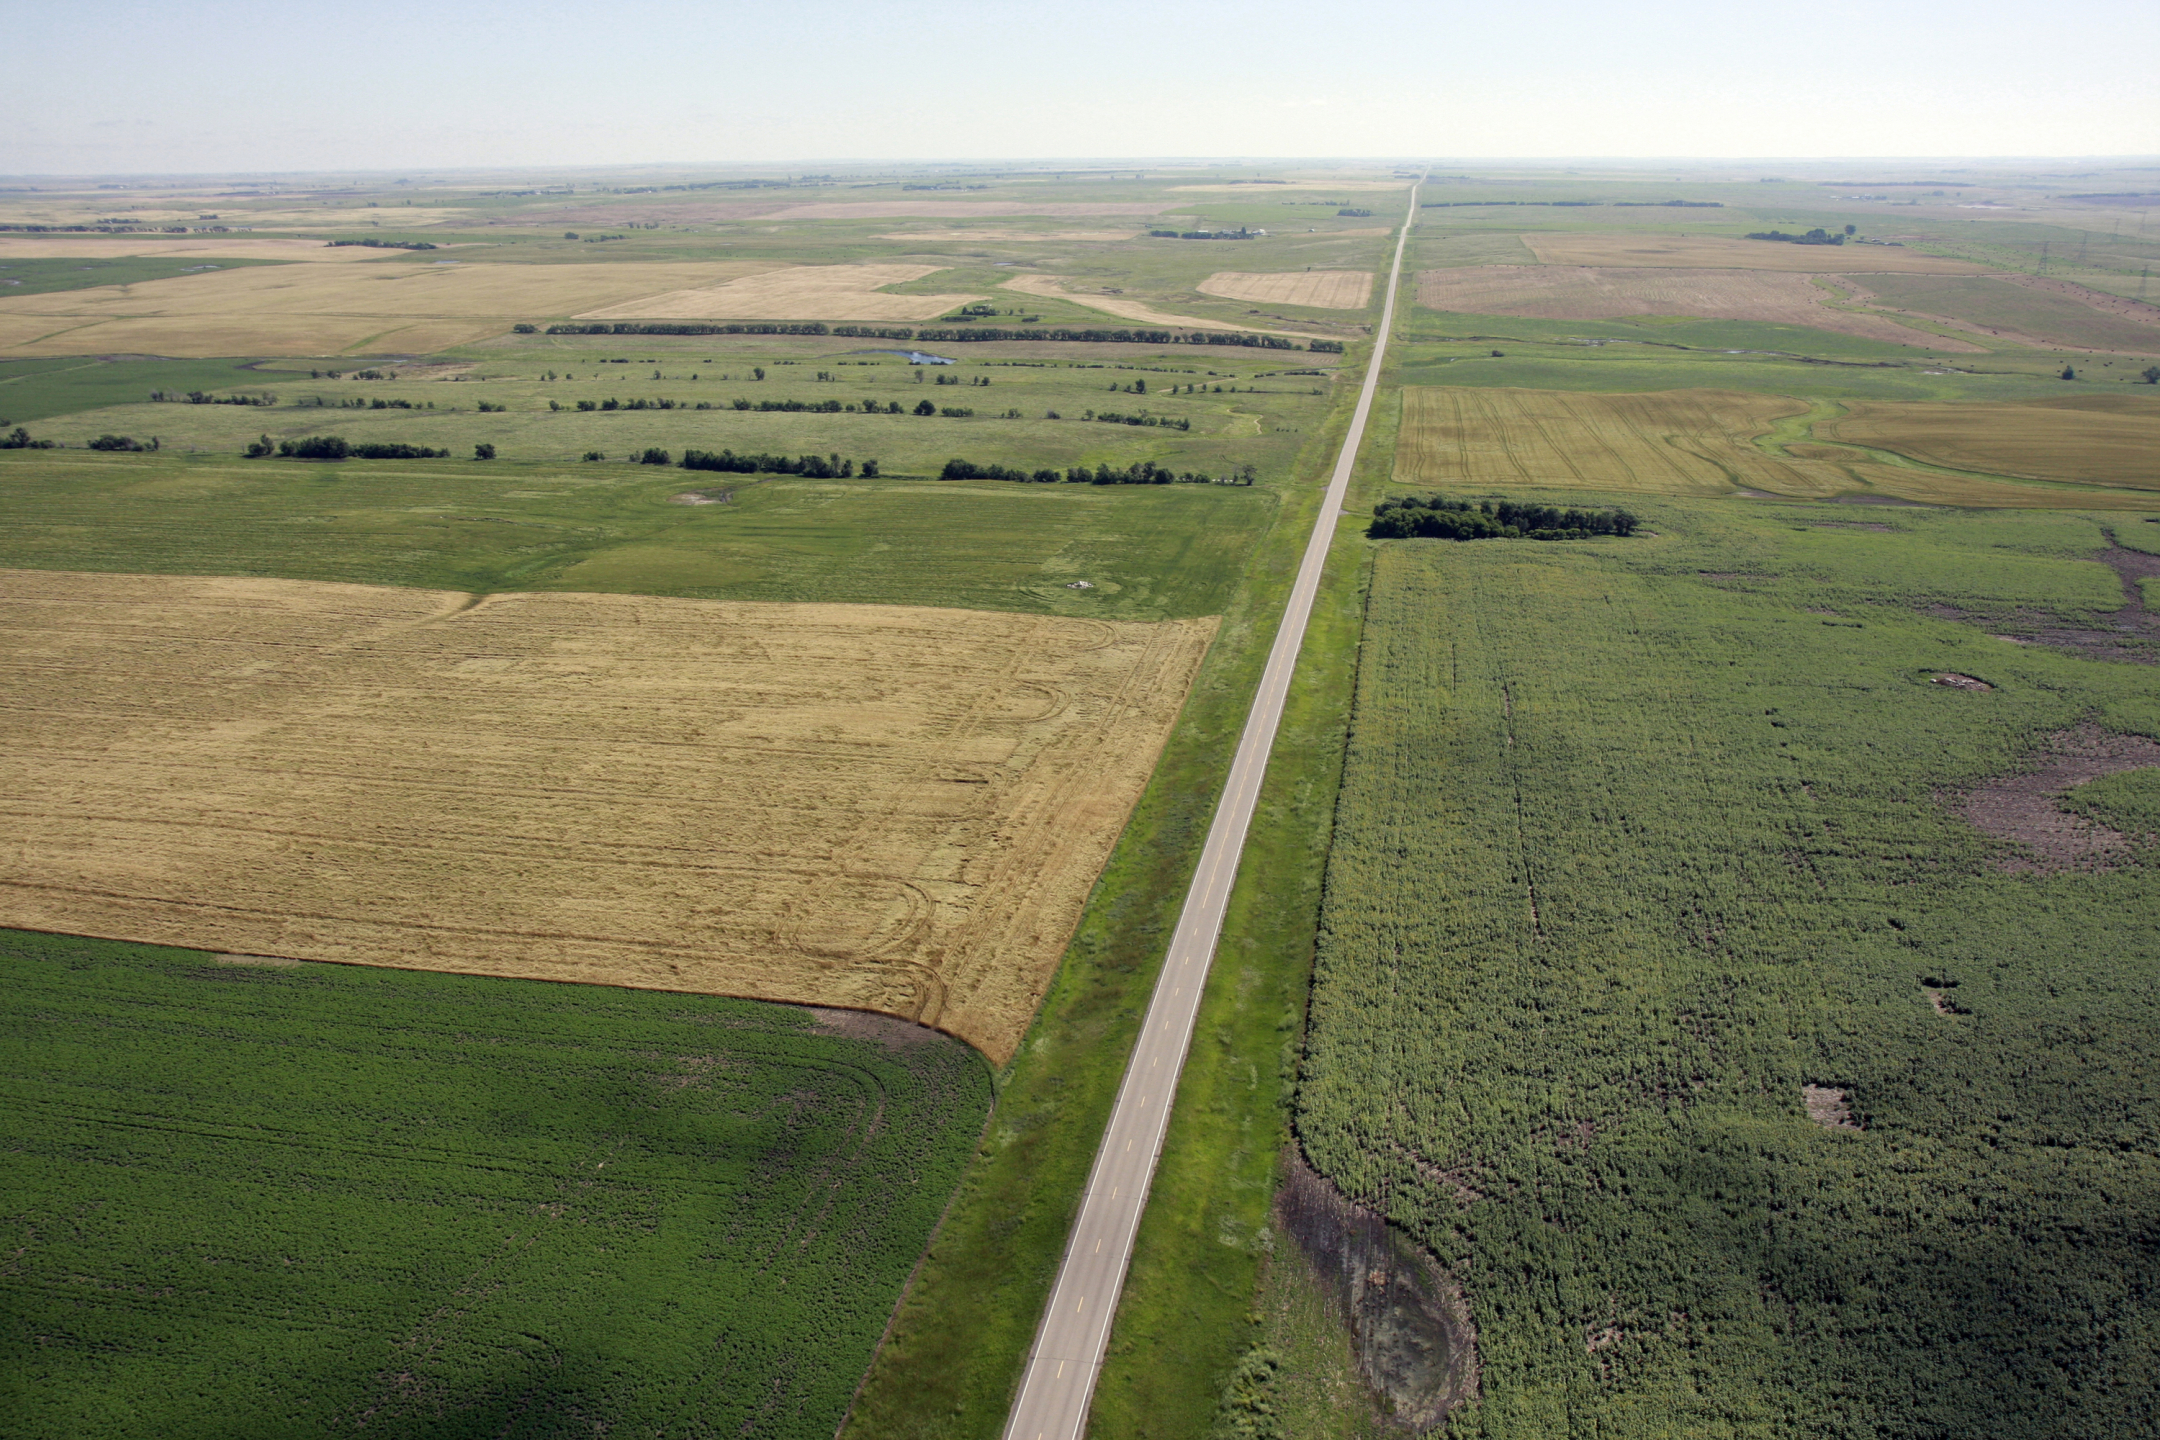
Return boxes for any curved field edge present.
[837,342,1370,1440]
[0,926,992,1440]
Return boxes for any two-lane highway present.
[1000,180,1421,1440]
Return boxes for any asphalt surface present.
[1000,182,1421,1440]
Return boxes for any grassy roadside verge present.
[1083,354,1405,1438]
[838,343,1373,1440]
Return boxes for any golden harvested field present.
[0,259,776,357]
[1197,270,1374,309]
[1395,387,2160,509]
[0,572,1216,1063]
[1520,234,1991,274]
[1415,265,1978,349]
[1819,396,2160,489]
[764,201,1175,220]
[577,262,982,322]
[999,273,1321,335]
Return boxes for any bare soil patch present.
[1802,1084,1859,1130]
[1958,723,2160,873]
[1198,270,1375,309]
[0,571,1216,1064]
[1519,234,1990,274]
[1276,1148,1479,1430]
[576,262,981,323]
[1931,672,1993,690]
[1415,265,1973,349]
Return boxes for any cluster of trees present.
[939,457,1254,485]
[88,434,157,451]
[243,435,451,460]
[1747,227,1853,245]
[1369,494,1640,540]
[325,238,437,250]
[1147,227,1261,239]
[151,390,275,406]
[1088,409,1192,430]
[1,427,55,449]
[680,448,864,478]
[1337,207,1374,217]
[314,397,423,410]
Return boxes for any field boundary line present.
[998,177,1422,1440]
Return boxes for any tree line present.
[243,435,451,460]
[939,457,1255,486]
[1370,494,1640,540]
[680,448,866,478]
[540,321,1331,351]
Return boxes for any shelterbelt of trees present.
[1369,494,1641,540]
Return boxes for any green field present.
[0,928,991,1440]
[1292,500,2160,1436]
[0,254,287,299]
[0,355,280,423]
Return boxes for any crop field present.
[1197,270,1375,309]
[0,235,424,263]
[576,263,987,321]
[1841,273,2160,354]
[996,273,1315,333]
[1393,386,2160,507]
[1298,502,2160,1438]
[1413,265,1971,349]
[1819,396,2160,488]
[1519,233,1991,273]
[0,571,1215,1063]
[0,926,990,1440]
[0,258,778,357]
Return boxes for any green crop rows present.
[1296,499,2160,1437]
[0,929,990,1440]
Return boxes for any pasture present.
[0,571,1214,1064]
[997,273,1321,334]
[1520,233,1991,273]
[1392,385,2160,507]
[1414,265,1971,349]
[1843,273,2160,354]
[1817,395,2160,489]
[1198,270,1375,310]
[0,926,990,1440]
[1297,502,2160,1438]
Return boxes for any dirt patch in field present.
[1932,672,1993,690]
[1276,1148,1479,1430]
[0,571,1216,1064]
[1802,1084,1859,1130]
[1926,532,2160,661]
[668,490,730,505]
[1198,270,1375,309]
[1520,234,1991,274]
[576,263,982,322]
[1415,265,1973,349]
[1958,723,2160,873]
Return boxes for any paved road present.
[1000,182,1421,1440]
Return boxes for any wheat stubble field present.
[1197,270,1374,309]
[0,571,1215,1063]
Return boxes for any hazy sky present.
[5,0,2155,175]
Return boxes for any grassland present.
[1197,270,1376,310]
[1844,273,2160,354]
[0,926,991,1440]
[0,355,275,423]
[0,254,290,298]
[1295,499,2160,1437]
[1415,265,1969,350]
[0,571,1212,1064]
